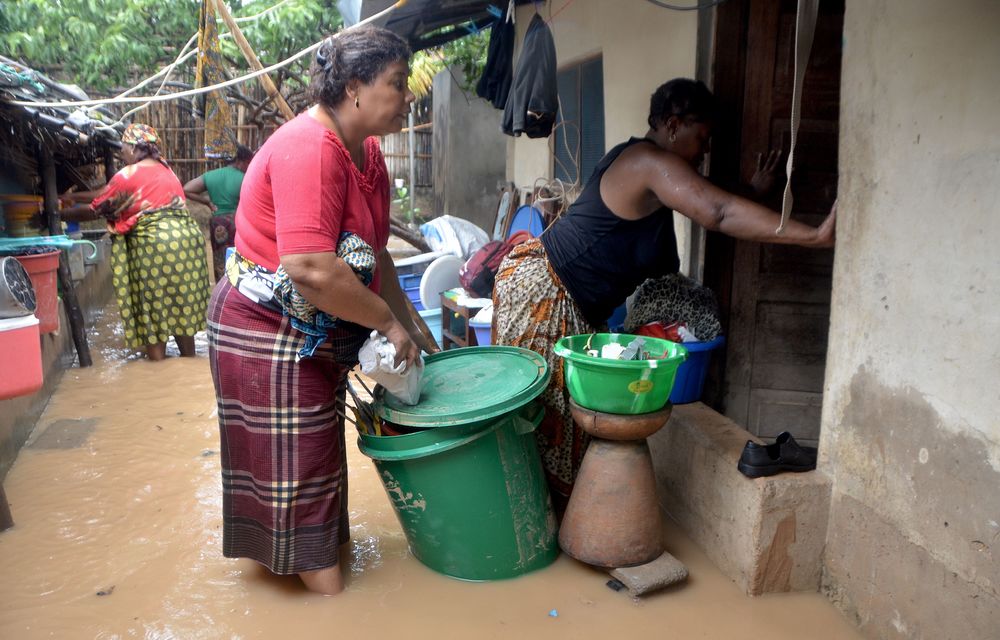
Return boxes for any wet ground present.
[0,305,861,639]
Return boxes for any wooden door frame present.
[694,0,842,426]
[693,0,752,413]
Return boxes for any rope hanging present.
[777,0,819,234]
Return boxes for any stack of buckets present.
[357,346,558,581]
[1,195,62,334]
[1,194,43,238]
[397,270,443,349]
[0,256,43,400]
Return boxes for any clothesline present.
[8,0,408,110]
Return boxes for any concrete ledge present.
[648,402,831,595]
[0,246,113,481]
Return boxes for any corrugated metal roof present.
[0,55,123,151]
[359,0,532,51]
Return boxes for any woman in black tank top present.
[494,79,837,511]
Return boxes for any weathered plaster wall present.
[432,68,508,232]
[823,1,1000,637]
[504,1,699,273]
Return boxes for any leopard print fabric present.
[623,273,722,341]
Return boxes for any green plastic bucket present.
[554,333,687,414]
[359,346,558,581]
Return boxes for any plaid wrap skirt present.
[492,238,597,511]
[207,278,367,574]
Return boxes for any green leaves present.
[1,0,487,103]
[1,0,337,92]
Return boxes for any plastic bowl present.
[554,333,687,415]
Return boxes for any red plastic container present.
[0,314,42,399]
[14,250,60,334]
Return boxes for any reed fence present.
[141,88,433,189]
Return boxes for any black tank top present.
[541,137,679,326]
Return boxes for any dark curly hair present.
[647,78,718,130]
[310,26,411,108]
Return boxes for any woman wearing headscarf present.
[61,123,212,360]
[206,26,429,596]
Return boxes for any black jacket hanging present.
[475,17,515,109]
[502,13,558,139]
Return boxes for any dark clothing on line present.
[476,17,515,109]
[502,14,558,138]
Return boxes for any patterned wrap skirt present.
[207,278,368,574]
[110,207,211,348]
[209,213,236,281]
[492,239,597,510]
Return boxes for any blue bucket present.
[669,336,725,404]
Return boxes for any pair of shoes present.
[737,431,817,478]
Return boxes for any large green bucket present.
[358,347,558,581]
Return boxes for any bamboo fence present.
[142,87,433,188]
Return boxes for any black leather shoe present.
[737,431,817,478]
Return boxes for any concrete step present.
[648,402,831,596]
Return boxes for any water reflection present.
[0,306,861,639]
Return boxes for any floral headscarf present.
[121,123,160,146]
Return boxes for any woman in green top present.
[184,144,254,278]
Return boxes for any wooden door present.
[707,0,843,446]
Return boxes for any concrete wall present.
[432,68,508,234]
[505,1,701,273]
[0,243,113,481]
[822,2,1000,637]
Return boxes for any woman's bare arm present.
[632,147,835,248]
[376,250,439,353]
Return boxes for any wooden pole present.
[39,145,93,368]
[403,294,438,353]
[0,482,12,532]
[211,0,296,121]
[407,107,416,225]
[103,146,116,182]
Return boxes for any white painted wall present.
[505,0,699,273]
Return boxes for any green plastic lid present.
[377,346,550,428]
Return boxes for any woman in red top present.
[61,124,211,360]
[207,27,430,595]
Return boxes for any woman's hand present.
[813,200,837,248]
[750,149,783,198]
[383,318,421,369]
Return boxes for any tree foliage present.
[0,0,341,92]
[1,0,487,101]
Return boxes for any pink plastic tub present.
[0,314,42,399]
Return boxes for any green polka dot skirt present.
[110,208,212,348]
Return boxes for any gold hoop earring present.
[669,133,676,143]
[355,95,360,109]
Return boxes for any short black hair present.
[647,78,717,130]
[310,26,411,108]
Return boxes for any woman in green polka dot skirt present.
[61,124,211,360]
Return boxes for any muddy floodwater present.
[0,307,861,639]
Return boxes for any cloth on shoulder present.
[226,232,376,361]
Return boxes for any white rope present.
[95,34,202,125]
[776,0,819,234]
[9,0,407,110]
[90,0,296,124]
[89,0,295,109]
[234,0,298,23]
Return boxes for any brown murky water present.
[0,308,861,639]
